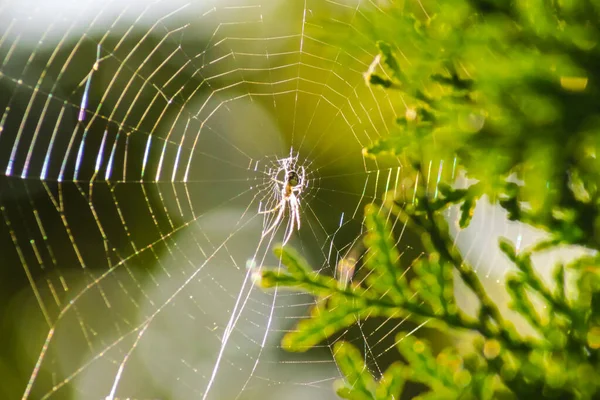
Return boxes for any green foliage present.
[364,0,600,249]
[257,0,600,399]
[259,200,600,398]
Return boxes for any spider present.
[259,165,306,245]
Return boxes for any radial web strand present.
[0,1,524,399]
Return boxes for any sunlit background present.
[0,0,589,399]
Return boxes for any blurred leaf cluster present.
[365,0,600,248]
[259,1,600,399]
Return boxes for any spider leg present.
[282,199,295,245]
[300,166,306,186]
[259,188,286,213]
[262,199,286,237]
[258,201,282,214]
[294,166,305,190]
[291,194,301,230]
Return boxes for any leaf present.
[335,344,407,400]
[274,245,310,278]
[376,41,403,81]
[438,183,468,202]
[364,204,411,303]
[334,341,377,400]
[336,387,373,400]
[411,256,444,313]
[369,74,394,89]
[459,196,476,228]
[281,296,374,352]
[431,73,474,91]
[396,334,461,393]
[498,238,517,263]
[505,274,544,332]
[375,362,405,400]
[259,246,341,296]
[413,392,456,400]
[364,134,412,157]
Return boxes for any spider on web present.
[259,150,307,245]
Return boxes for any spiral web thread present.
[0,0,519,399]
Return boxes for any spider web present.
[0,0,557,399]
[0,0,409,398]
